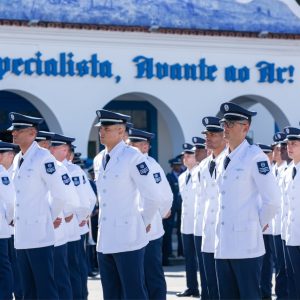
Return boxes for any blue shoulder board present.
[257,161,270,175]
[72,176,80,186]
[62,174,71,185]
[136,162,149,176]
[153,172,161,183]
[1,176,10,185]
[45,162,56,174]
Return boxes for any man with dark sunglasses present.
[214,102,281,299]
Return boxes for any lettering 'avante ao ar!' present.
[0,52,295,84]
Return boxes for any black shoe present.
[88,271,98,278]
[176,289,200,297]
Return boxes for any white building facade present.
[0,25,299,168]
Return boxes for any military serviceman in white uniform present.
[163,155,183,266]
[0,142,16,300]
[64,140,97,300]
[199,117,226,300]
[257,143,277,299]
[37,131,80,300]
[191,136,209,300]
[35,130,55,149]
[94,109,162,299]
[283,126,300,298]
[128,128,173,300]
[277,129,298,299]
[271,132,289,299]
[0,141,22,299]
[8,112,71,299]
[193,136,208,164]
[50,133,93,300]
[70,146,97,300]
[93,121,133,181]
[215,103,281,299]
[176,143,200,298]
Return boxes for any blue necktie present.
[186,173,191,185]
[292,166,297,180]
[223,156,231,170]
[19,157,24,168]
[209,160,216,177]
[103,154,110,170]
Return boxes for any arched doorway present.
[88,92,184,170]
[0,90,62,142]
[217,95,290,144]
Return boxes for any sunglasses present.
[219,120,247,129]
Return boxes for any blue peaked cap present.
[220,102,257,122]
[202,116,223,133]
[95,109,131,127]
[168,155,182,165]
[283,127,300,141]
[128,128,155,142]
[182,143,195,154]
[7,112,43,131]
[257,143,272,153]
[0,141,19,152]
[192,136,206,149]
[35,131,55,142]
[273,132,286,145]
[51,133,75,146]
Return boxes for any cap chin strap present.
[51,141,67,145]
[287,134,300,139]
[99,118,124,123]
[224,113,248,119]
[12,122,33,127]
[207,125,223,129]
[129,136,148,141]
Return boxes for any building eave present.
[1,19,300,40]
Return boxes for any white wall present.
[0,25,299,160]
[249,103,275,145]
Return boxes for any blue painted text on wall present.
[0,52,295,84]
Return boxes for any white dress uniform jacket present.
[11,142,70,249]
[63,159,90,242]
[194,163,205,237]
[7,165,15,237]
[50,162,80,247]
[66,163,97,236]
[272,161,287,236]
[215,140,281,259]
[200,150,226,253]
[0,165,15,238]
[93,152,102,181]
[7,164,16,236]
[76,167,96,236]
[281,162,292,241]
[261,162,276,236]
[139,154,173,241]
[179,166,198,235]
[285,162,300,246]
[96,141,162,254]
